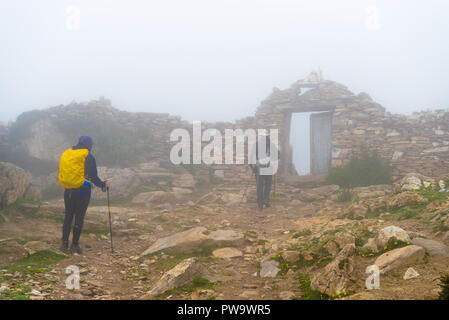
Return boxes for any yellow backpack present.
[58,148,89,189]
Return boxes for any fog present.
[1,0,448,123]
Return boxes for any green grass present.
[272,240,334,274]
[360,227,377,239]
[323,227,343,236]
[437,274,449,300]
[0,248,11,255]
[155,276,215,298]
[297,274,327,300]
[148,245,222,273]
[435,221,449,232]
[243,230,258,238]
[365,211,381,219]
[337,189,353,203]
[2,250,66,276]
[356,238,410,257]
[354,227,378,248]
[417,186,449,202]
[1,198,42,217]
[292,229,312,238]
[355,237,365,247]
[397,209,420,220]
[0,213,5,224]
[0,283,31,300]
[42,213,65,223]
[385,206,422,221]
[84,227,109,238]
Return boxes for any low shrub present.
[326,153,393,188]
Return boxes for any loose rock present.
[374,245,425,274]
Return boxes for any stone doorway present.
[283,108,334,179]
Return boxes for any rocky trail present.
[1,175,449,300]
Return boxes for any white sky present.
[1,0,448,123]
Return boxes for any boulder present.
[0,161,41,209]
[374,245,425,274]
[212,247,243,259]
[92,167,141,199]
[143,258,206,298]
[411,238,449,257]
[310,244,356,296]
[141,227,244,256]
[260,260,280,278]
[375,226,411,249]
[387,192,428,209]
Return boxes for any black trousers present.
[62,191,90,245]
[256,174,272,210]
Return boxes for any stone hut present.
[252,72,449,182]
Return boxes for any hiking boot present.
[60,241,69,252]
[70,243,82,254]
[264,202,271,208]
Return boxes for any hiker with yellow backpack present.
[58,136,110,254]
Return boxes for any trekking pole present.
[106,180,114,253]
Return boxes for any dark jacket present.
[64,144,106,198]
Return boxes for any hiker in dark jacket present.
[59,136,110,254]
[249,133,279,211]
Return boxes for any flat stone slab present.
[403,267,420,280]
[141,227,244,256]
[411,238,449,257]
[212,247,243,259]
[260,260,280,278]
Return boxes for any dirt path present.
[1,186,449,300]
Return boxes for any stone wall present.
[13,97,192,164]
[6,73,449,192]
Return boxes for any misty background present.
[0,0,448,124]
